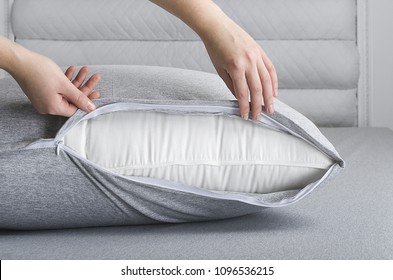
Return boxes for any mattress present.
[1,127,392,259]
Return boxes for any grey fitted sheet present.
[1,127,392,260]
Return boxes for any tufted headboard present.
[1,0,370,127]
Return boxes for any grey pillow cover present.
[0,66,344,230]
[3,98,343,230]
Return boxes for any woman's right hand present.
[5,40,100,117]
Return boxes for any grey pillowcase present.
[3,98,343,230]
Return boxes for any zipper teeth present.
[261,113,323,153]
[24,102,339,207]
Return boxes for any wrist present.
[150,0,231,43]
[0,36,13,71]
[0,37,30,77]
[189,3,231,42]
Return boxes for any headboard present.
[1,0,370,127]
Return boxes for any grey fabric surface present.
[0,65,390,259]
[0,94,343,229]
[1,127,392,259]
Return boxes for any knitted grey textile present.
[0,66,343,230]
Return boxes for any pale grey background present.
[0,0,392,129]
[0,0,392,260]
[370,0,393,129]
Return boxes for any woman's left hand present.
[201,17,278,120]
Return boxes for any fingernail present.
[241,113,248,120]
[256,114,261,121]
[274,88,279,97]
[86,101,96,111]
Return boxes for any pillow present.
[59,99,344,197]
[23,98,344,226]
[63,107,333,194]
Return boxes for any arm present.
[150,0,278,120]
[0,36,100,117]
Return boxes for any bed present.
[1,0,393,259]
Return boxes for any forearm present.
[0,36,15,71]
[0,36,28,76]
[149,0,231,41]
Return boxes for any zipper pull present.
[55,140,64,155]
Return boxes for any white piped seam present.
[105,160,330,171]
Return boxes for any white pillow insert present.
[63,110,333,194]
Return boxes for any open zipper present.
[57,102,307,142]
[25,101,335,159]
[56,139,338,208]
[23,101,339,207]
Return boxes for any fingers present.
[65,65,101,97]
[228,62,275,120]
[66,66,99,93]
[246,67,262,120]
[60,65,101,116]
[65,66,76,80]
[257,60,275,115]
[216,68,235,95]
[62,81,96,115]
[222,49,276,120]
[261,53,279,97]
[58,96,79,117]
[71,66,90,88]
[48,70,100,117]
[88,91,101,100]
[231,71,250,120]
[79,73,101,96]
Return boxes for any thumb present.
[62,82,96,113]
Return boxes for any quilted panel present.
[18,39,359,90]
[11,0,356,40]
[99,66,357,127]
[9,0,360,127]
[0,1,5,37]
[278,89,357,127]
